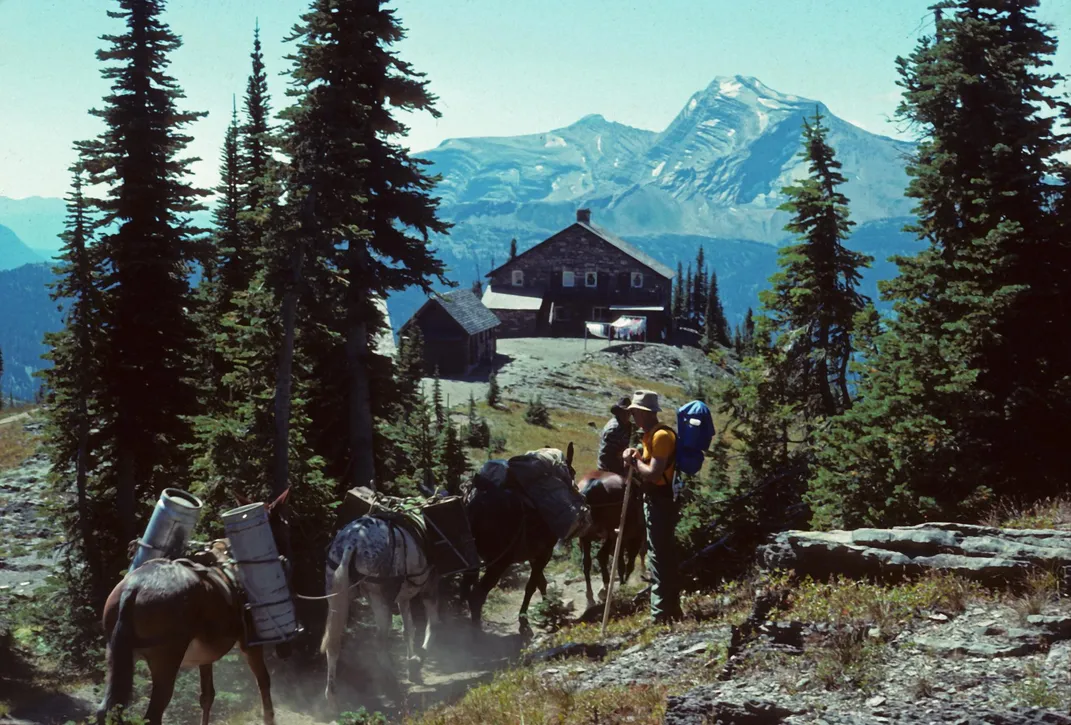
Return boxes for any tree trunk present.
[271,247,302,564]
[346,240,377,492]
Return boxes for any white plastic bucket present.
[131,488,203,570]
[221,502,299,644]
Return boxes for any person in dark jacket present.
[596,396,633,475]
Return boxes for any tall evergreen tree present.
[431,367,444,431]
[809,0,1071,526]
[761,110,871,418]
[396,328,426,414]
[42,162,107,610]
[672,261,685,325]
[239,21,278,269]
[703,267,730,350]
[435,417,469,494]
[281,0,449,492]
[684,264,693,324]
[508,238,518,260]
[214,101,244,302]
[693,246,708,327]
[80,0,207,569]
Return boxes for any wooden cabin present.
[400,289,500,376]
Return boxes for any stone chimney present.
[576,208,592,224]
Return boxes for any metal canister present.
[130,488,204,570]
[221,502,299,645]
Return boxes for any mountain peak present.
[693,75,806,107]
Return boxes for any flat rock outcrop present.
[761,523,1071,583]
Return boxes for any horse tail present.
[321,542,357,655]
[98,587,138,723]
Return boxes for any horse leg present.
[242,645,276,725]
[367,586,405,702]
[399,595,422,684]
[143,649,184,725]
[597,539,612,602]
[520,547,554,622]
[199,665,215,725]
[421,584,440,653]
[470,559,508,628]
[581,538,596,609]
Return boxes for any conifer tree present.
[214,102,244,303]
[435,417,469,494]
[396,328,426,414]
[42,162,107,609]
[684,264,693,324]
[432,367,444,431]
[743,308,755,353]
[809,1,1071,526]
[509,238,518,260]
[281,0,450,491]
[672,261,685,325]
[761,110,871,418]
[239,21,278,269]
[487,367,500,408]
[79,0,207,564]
[693,246,708,326]
[703,267,730,351]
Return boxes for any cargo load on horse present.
[339,486,480,575]
[484,447,592,542]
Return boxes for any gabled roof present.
[421,288,500,336]
[578,221,675,280]
[486,222,676,281]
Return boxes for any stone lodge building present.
[482,209,675,339]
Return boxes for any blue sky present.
[2,0,1069,199]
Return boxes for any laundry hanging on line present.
[585,322,610,339]
[610,316,646,339]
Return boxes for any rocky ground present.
[529,595,1071,723]
[428,337,730,417]
[0,421,55,595]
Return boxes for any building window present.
[562,270,575,288]
[585,270,598,288]
[631,272,644,288]
[512,270,524,287]
[591,306,608,322]
[555,306,572,322]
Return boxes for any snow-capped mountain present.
[421,75,914,248]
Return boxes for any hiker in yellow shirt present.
[622,390,682,624]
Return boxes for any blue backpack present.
[675,400,715,475]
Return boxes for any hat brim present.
[628,403,660,413]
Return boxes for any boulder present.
[761,523,1071,584]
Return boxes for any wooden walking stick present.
[602,464,635,638]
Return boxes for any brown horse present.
[576,471,647,608]
[461,444,577,633]
[96,489,291,725]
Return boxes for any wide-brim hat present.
[611,396,631,416]
[627,390,661,413]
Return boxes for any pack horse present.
[97,488,299,725]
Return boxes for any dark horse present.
[576,471,647,609]
[96,489,291,725]
[461,444,576,631]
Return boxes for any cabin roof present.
[424,288,500,336]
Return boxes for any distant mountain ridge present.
[0,225,43,271]
[421,75,913,249]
